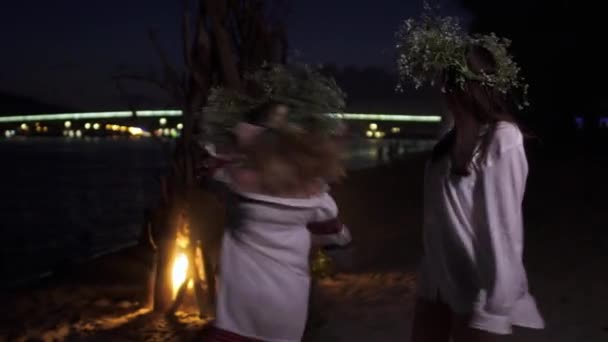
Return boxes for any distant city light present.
[128,127,144,136]
[331,113,441,123]
[76,130,82,138]
[68,130,75,138]
[136,110,181,117]
[0,111,442,139]
[0,110,440,124]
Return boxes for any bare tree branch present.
[148,30,185,95]
[205,0,242,89]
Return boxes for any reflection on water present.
[0,137,433,286]
[345,138,435,169]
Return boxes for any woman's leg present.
[410,297,453,342]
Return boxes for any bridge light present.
[128,127,144,136]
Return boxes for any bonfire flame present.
[170,223,204,299]
[171,252,190,298]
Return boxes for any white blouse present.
[214,183,351,341]
[418,122,545,335]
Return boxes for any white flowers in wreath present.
[395,2,529,109]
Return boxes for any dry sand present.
[2,152,607,341]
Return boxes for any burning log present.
[167,188,225,317]
[148,160,226,317]
[150,177,182,312]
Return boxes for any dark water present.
[0,137,433,286]
[0,138,173,286]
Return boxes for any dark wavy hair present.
[432,45,520,176]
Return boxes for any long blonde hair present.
[244,126,344,197]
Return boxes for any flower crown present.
[395,2,529,108]
[204,63,347,142]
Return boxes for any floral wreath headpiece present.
[203,63,347,143]
[395,2,529,109]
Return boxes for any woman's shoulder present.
[223,164,330,205]
[237,189,331,209]
[488,121,524,154]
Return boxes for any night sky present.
[0,0,468,111]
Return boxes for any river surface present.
[0,137,434,286]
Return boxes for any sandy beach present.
[2,150,607,341]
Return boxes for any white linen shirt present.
[215,187,351,342]
[418,122,545,335]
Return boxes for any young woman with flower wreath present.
[396,5,545,341]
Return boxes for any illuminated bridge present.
[0,110,441,139]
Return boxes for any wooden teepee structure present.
[132,0,288,317]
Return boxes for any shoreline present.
[3,145,416,290]
[3,152,608,341]
[5,241,140,289]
